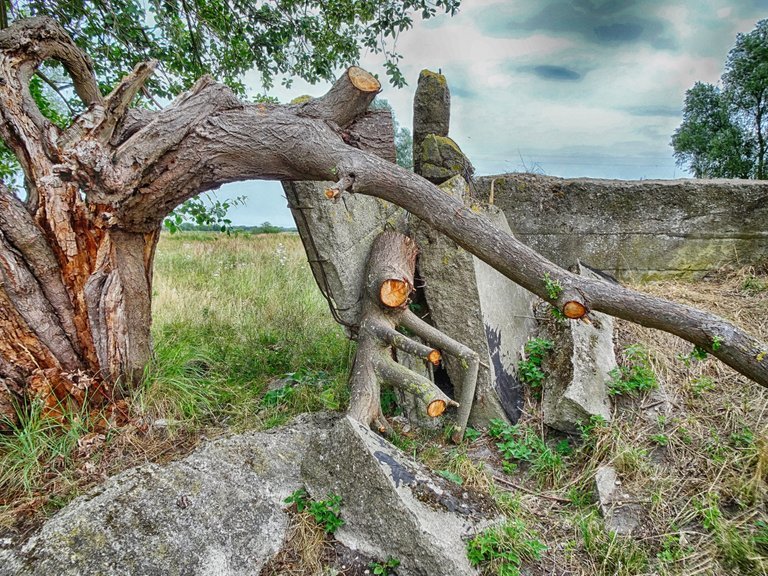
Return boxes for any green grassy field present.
[1,232,767,575]
[144,231,352,430]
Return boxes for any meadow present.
[1,231,767,575]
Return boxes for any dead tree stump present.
[347,231,479,442]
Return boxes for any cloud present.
[625,105,681,117]
[524,65,583,81]
[475,1,675,49]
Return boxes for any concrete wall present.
[474,174,768,280]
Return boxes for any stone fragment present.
[541,264,614,433]
[413,68,451,172]
[417,134,475,184]
[302,415,497,576]
[412,176,538,426]
[0,413,336,576]
[594,465,644,535]
[284,181,404,332]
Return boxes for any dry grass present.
[463,265,768,576]
[260,510,333,576]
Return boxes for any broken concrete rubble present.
[594,465,644,535]
[541,265,615,434]
[0,413,495,576]
[302,415,497,576]
[0,413,335,576]
[411,175,539,427]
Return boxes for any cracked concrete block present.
[594,465,644,535]
[284,181,404,331]
[0,413,336,576]
[412,176,538,426]
[302,416,497,576]
[541,265,615,434]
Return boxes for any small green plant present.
[650,433,669,446]
[549,304,567,322]
[518,338,554,393]
[284,489,344,533]
[741,275,767,294]
[608,344,657,396]
[542,272,563,300]
[680,335,724,365]
[467,519,546,576]
[657,533,693,565]
[690,375,715,396]
[463,427,482,442]
[369,557,400,575]
[438,469,463,484]
[712,335,723,351]
[489,420,567,486]
[260,384,295,406]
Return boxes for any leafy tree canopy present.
[3,0,459,100]
[672,19,768,179]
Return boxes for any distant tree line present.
[169,222,297,234]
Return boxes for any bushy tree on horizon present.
[672,19,768,179]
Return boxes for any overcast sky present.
[220,0,768,226]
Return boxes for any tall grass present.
[142,232,353,429]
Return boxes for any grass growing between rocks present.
[2,232,767,576]
[0,232,352,534]
[387,265,768,575]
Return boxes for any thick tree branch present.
[400,309,479,442]
[0,16,102,107]
[101,65,768,388]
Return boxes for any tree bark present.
[0,17,767,429]
[347,231,471,437]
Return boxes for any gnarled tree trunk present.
[0,17,766,431]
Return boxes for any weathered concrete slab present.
[474,174,768,280]
[284,181,404,331]
[412,176,538,426]
[541,265,615,433]
[0,413,336,576]
[302,416,496,576]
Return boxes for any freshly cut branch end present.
[380,279,411,308]
[348,66,381,93]
[563,300,588,319]
[427,399,447,417]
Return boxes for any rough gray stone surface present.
[475,173,768,280]
[412,176,538,426]
[413,68,450,173]
[417,134,475,184]
[0,413,336,576]
[302,416,496,576]
[284,181,404,331]
[541,265,615,434]
[594,465,644,535]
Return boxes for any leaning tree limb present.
[0,17,766,429]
